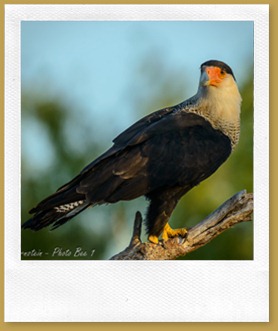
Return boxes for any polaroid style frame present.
[5,4,269,322]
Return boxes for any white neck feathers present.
[188,74,242,149]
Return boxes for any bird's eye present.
[220,69,225,76]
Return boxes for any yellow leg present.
[148,235,159,244]
[148,223,187,244]
[161,223,187,241]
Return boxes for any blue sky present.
[21,20,254,257]
[21,21,253,169]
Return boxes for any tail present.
[22,186,90,231]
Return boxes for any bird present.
[22,60,242,244]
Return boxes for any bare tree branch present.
[110,190,253,260]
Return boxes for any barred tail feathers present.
[22,185,90,231]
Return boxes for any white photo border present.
[5,4,269,322]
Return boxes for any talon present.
[162,223,187,241]
[148,224,187,244]
[160,239,168,249]
[148,235,159,244]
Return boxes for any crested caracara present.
[22,60,242,244]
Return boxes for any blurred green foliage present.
[21,58,253,260]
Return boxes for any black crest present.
[201,60,236,80]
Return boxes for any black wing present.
[78,106,176,175]
[24,109,231,230]
[75,110,232,200]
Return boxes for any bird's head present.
[197,59,242,108]
[199,60,236,89]
[195,60,242,149]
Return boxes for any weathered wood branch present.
[110,190,253,260]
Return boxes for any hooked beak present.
[200,66,223,87]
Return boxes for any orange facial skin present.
[205,66,226,87]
